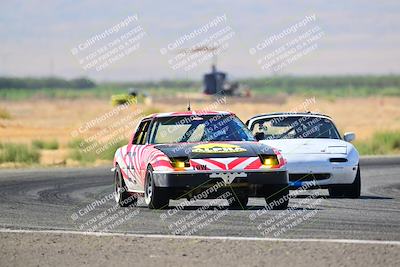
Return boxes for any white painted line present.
[1,228,400,246]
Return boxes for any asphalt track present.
[0,156,399,241]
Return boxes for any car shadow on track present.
[292,194,392,200]
[161,204,321,211]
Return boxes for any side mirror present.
[343,132,355,142]
[255,132,265,141]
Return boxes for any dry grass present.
[154,95,400,140]
[0,95,399,167]
[0,107,11,119]
[1,96,400,142]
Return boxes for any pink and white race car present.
[112,111,288,209]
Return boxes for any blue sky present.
[0,0,399,81]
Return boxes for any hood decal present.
[154,141,274,159]
[191,143,247,154]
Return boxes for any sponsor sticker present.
[192,143,247,154]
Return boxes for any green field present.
[1,75,400,100]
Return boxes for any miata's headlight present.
[259,155,279,168]
[326,146,347,154]
[170,157,190,170]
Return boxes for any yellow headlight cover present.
[263,156,279,167]
[173,161,186,169]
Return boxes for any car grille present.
[289,173,331,182]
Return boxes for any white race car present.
[246,113,360,198]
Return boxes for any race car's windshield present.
[250,116,341,140]
[149,114,255,144]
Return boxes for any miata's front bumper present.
[284,154,359,189]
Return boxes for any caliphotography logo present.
[0,1,400,267]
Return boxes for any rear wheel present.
[264,186,289,210]
[329,165,361,198]
[144,166,169,209]
[114,165,137,207]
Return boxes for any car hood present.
[259,138,350,155]
[154,141,274,159]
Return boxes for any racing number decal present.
[127,151,136,170]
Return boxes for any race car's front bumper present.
[153,170,288,187]
[152,169,288,198]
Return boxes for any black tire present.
[329,165,361,198]
[114,165,137,207]
[228,189,249,209]
[264,187,289,210]
[144,166,169,209]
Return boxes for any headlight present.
[173,161,186,168]
[259,155,279,168]
[170,157,190,170]
[326,146,347,154]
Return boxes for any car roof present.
[248,112,332,121]
[143,110,233,120]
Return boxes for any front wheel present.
[329,165,361,198]
[144,166,169,209]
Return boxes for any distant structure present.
[177,46,250,97]
[203,65,225,95]
[203,64,243,96]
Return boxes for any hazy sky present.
[1,0,399,81]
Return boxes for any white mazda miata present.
[246,113,360,198]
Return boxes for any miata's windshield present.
[250,116,341,140]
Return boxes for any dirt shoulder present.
[0,232,399,267]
